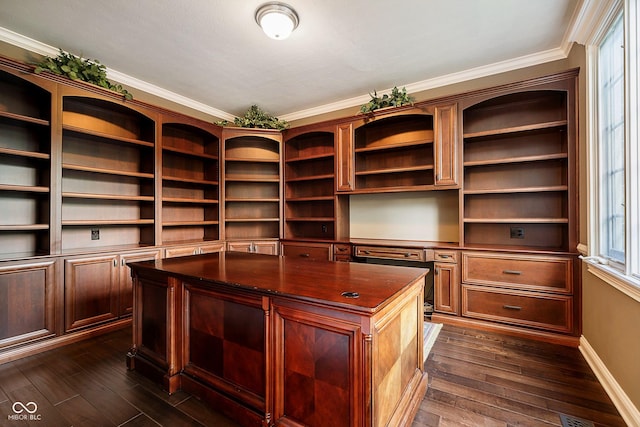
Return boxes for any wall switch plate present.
[91,228,100,240]
[510,227,524,239]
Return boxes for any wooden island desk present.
[126,252,428,427]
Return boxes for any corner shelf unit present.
[222,129,282,240]
[354,113,434,192]
[0,68,54,258]
[60,93,156,252]
[161,120,220,245]
[461,89,576,251]
[284,130,337,240]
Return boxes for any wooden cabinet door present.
[336,123,354,191]
[64,254,119,331]
[433,103,459,187]
[227,241,278,255]
[119,249,162,317]
[0,260,57,349]
[434,262,459,315]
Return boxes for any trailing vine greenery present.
[216,104,289,130]
[34,49,133,100]
[359,86,414,113]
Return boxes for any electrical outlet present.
[91,228,100,240]
[510,227,524,239]
[322,224,328,233]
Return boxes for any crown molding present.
[564,0,620,45]
[0,26,235,121]
[0,24,572,124]
[281,46,569,122]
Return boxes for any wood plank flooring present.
[0,324,626,427]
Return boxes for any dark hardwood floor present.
[0,324,626,427]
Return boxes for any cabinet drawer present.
[461,252,572,293]
[434,250,458,263]
[354,246,425,262]
[281,243,332,261]
[333,244,352,262]
[462,285,573,333]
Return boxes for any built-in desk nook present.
[126,252,428,427]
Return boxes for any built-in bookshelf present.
[222,129,282,240]
[284,131,336,240]
[462,90,572,251]
[60,93,156,252]
[161,121,220,245]
[0,69,54,258]
[353,114,434,191]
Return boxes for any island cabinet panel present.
[128,270,183,393]
[272,301,362,427]
[183,287,267,410]
[0,259,57,350]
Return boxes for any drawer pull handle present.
[404,252,412,258]
[438,254,452,259]
[502,270,522,275]
[363,250,371,255]
[503,305,522,311]
[300,253,310,257]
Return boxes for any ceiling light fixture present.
[255,2,299,40]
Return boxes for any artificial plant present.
[217,104,289,130]
[34,49,133,100]
[359,86,414,113]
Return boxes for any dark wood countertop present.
[128,251,428,314]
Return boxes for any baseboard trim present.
[579,335,640,426]
[0,319,131,365]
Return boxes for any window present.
[587,0,640,296]
[598,13,625,265]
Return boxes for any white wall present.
[349,191,459,242]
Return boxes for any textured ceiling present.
[0,0,580,120]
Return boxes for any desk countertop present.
[128,251,428,314]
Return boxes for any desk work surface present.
[128,251,428,313]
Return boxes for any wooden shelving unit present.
[353,114,434,191]
[284,131,336,240]
[60,94,156,252]
[161,121,220,245]
[0,69,53,258]
[222,130,282,241]
[461,91,573,251]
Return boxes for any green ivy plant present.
[217,104,289,130]
[359,86,414,114]
[34,49,133,100]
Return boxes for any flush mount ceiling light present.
[255,2,299,40]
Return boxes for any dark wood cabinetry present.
[64,248,161,331]
[284,129,337,240]
[60,91,156,252]
[460,75,577,252]
[0,67,55,259]
[0,259,57,350]
[161,119,221,246]
[222,128,282,242]
[433,250,459,315]
[353,112,435,191]
[0,53,582,359]
[129,252,427,427]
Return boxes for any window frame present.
[586,0,640,302]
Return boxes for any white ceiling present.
[0,0,582,121]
